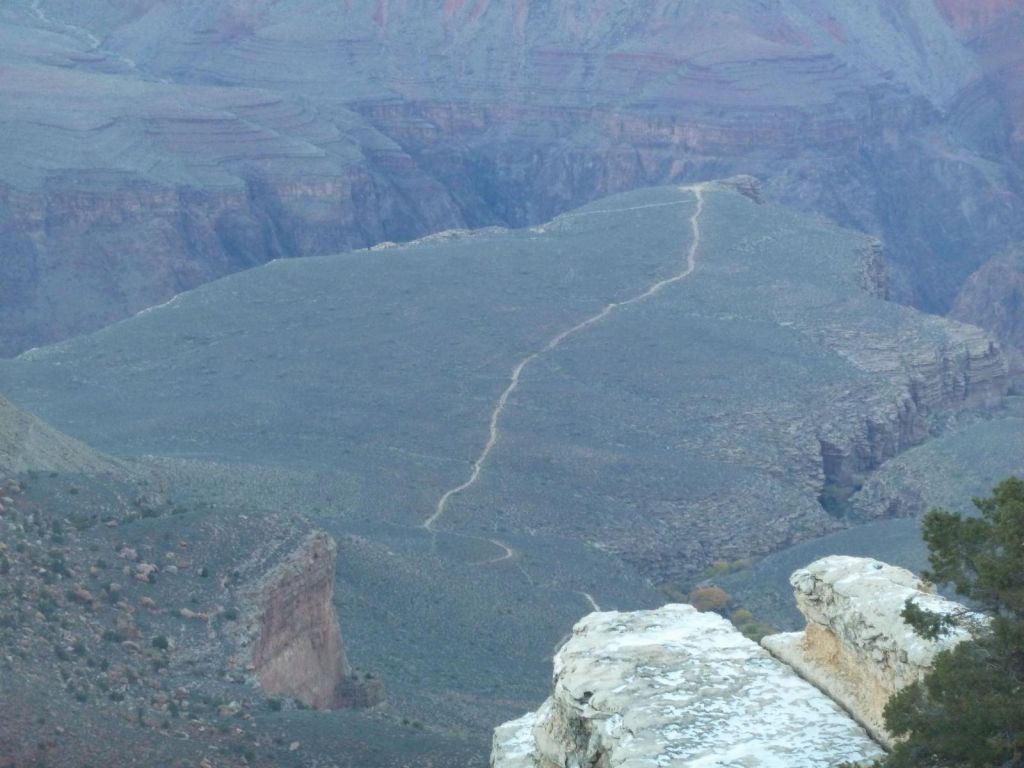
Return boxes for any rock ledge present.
[491,604,883,767]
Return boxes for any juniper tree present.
[884,477,1024,768]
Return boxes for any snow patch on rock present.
[762,555,980,747]
[491,604,883,767]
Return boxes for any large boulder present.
[762,555,981,747]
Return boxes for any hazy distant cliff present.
[951,248,1024,355]
[2,0,1023,354]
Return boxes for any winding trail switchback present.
[469,538,516,566]
[422,183,708,534]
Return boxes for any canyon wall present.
[937,0,1024,164]
[0,37,466,357]
[0,167,462,358]
[762,556,981,747]
[815,318,1010,502]
[952,248,1024,355]
[3,0,1024,355]
[937,0,1024,354]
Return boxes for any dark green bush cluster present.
[883,478,1024,767]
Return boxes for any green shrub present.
[688,586,731,613]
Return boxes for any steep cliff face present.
[0,166,462,358]
[250,532,349,709]
[4,0,1024,354]
[815,318,1009,502]
[491,605,884,768]
[246,531,382,710]
[0,29,465,357]
[951,248,1024,355]
[937,0,1024,164]
[762,556,981,747]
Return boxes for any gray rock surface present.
[762,556,981,747]
[491,605,884,768]
[951,246,1024,355]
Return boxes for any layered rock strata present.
[815,319,1009,498]
[491,605,884,768]
[952,248,1024,356]
[247,531,382,710]
[4,0,1024,355]
[762,556,981,747]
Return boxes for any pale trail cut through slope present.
[423,184,708,532]
[29,0,140,71]
[580,592,602,612]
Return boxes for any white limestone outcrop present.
[491,604,884,768]
[761,556,980,747]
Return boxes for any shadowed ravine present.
[423,184,707,534]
